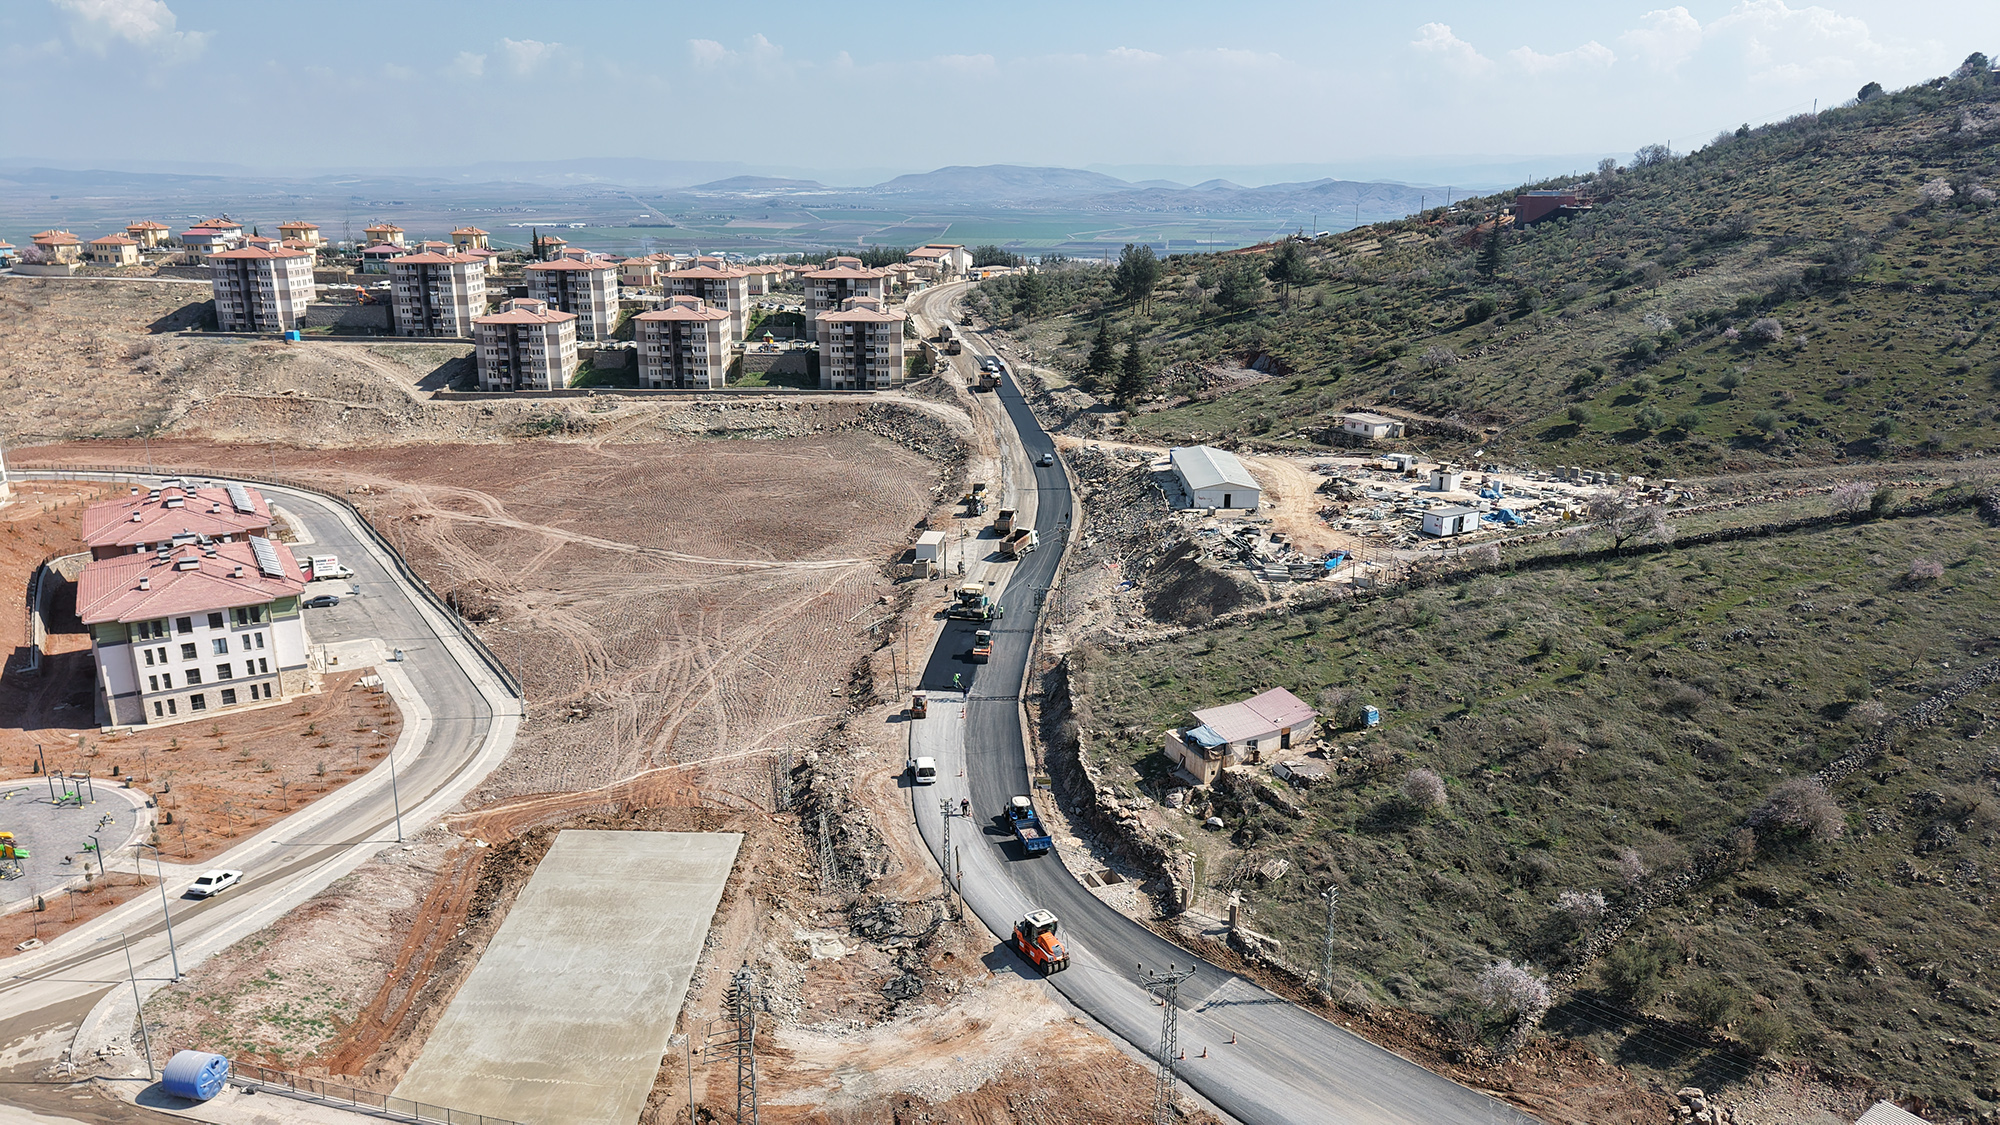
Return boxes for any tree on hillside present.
[972,245,1023,267]
[1265,240,1314,311]
[857,245,909,268]
[1083,319,1117,388]
[1478,221,1504,279]
[1112,243,1162,313]
[1955,52,1992,78]
[1115,330,1150,405]
[1215,263,1264,312]
[1857,80,1885,102]
[1016,269,1049,323]
[1632,143,1673,168]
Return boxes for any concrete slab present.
[392,830,740,1125]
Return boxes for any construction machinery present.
[962,481,988,516]
[993,508,1016,535]
[1006,796,1053,856]
[1000,527,1038,559]
[958,313,973,326]
[947,582,1004,621]
[1011,909,1069,973]
[909,692,928,719]
[970,629,992,663]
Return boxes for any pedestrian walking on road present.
[961,799,970,817]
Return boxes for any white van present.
[908,756,939,785]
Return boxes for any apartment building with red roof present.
[390,250,487,337]
[79,536,310,725]
[636,295,735,389]
[82,481,275,560]
[210,245,316,331]
[815,295,905,391]
[665,264,750,341]
[472,298,578,390]
[803,259,888,331]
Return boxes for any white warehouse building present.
[1170,446,1261,511]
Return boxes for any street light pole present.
[136,844,180,979]
[385,735,404,843]
[120,933,156,1083]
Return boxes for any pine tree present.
[1479,220,1504,278]
[1265,241,1313,310]
[1084,319,1117,388]
[1115,330,1150,405]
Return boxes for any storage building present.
[1170,446,1261,511]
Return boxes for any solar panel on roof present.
[226,483,255,514]
[249,536,284,579]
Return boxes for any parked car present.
[186,870,243,898]
[303,594,341,609]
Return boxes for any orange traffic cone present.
[1228,1033,1237,1045]
[1199,1047,1208,1058]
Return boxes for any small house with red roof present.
[125,220,172,249]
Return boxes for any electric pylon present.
[1143,963,1197,1123]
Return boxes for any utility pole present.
[938,798,959,919]
[724,964,759,1125]
[120,933,156,1082]
[1319,885,1340,1005]
[1143,963,1197,1124]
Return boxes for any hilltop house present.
[31,230,83,263]
[363,222,406,247]
[125,220,172,248]
[276,221,322,247]
[87,235,141,267]
[1163,688,1318,786]
[1341,412,1406,440]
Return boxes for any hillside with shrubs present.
[977,56,2000,475]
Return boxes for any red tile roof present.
[209,245,310,261]
[672,265,747,279]
[451,226,489,235]
[82,484,274,551]
[278,221,320,229]
[1190,688,1316,743]
[637,298,729,322]
[525,258,615,272]
[363,223,403,232]
[127,221,171,231]
[78,539,306,625]
[390,250,480,266]
[33,231,81,246]
[360,243,404,255]
[804,266,885,279]
[90,235,139,246]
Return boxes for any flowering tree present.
[1556,888,1607,926]
[1401,768,1447,811]
[1918,178,1955,206]
[1747,318,1784,343]
[1476,960,1551,1018]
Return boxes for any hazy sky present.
[2,0,1993,182]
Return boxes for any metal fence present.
[230,1062,527,1125]
[15,464,523,699]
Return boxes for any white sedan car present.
[186,869,243,898]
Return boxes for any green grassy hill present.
[1077,497,2000,1111]
[984,65,2000,475]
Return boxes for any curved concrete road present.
[906,326,1540,1125]
[0,470,522,1092]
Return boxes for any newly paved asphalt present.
[912,337,1541,1125]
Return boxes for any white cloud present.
[688,39,727,66]
[1622,6,1705,71]
[1509,40,1617,73]
[53,0,208,58]
[500,37,559,76]
[1412,22,1493,75]
[451,51,485,79]
[1106,46,1165,65]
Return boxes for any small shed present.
[1341,412,1405,440]
[1381,452,1419,474]
[1421,506,1480,537]
[1428,466,1465,492]
[1856,1104,1932,1125]
[1170,446,1261,511]
[912,530,945,577]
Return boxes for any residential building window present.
[216,663,233,680]
[153,701,163,718]
[180,643,198,661]
[176,617,194,634]
[186,668,203,686]
[213,638,230,655]
[259,657,270,674]
[220,688,238,706]
[207,612,225,629]
[144,648,155,666]
[189,694,206,712]
[166,698,176,715]
[161,672,172,689]
[148,675,159,692]
[157,646,169,664]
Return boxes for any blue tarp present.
[1183,725,1227,749]
[161,1051,229,1101]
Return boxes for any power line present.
[1142,963,1197,1124]
[721,964,759,1125]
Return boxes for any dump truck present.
[1006,796,1053,856]
[993,508,1016,535]
[974,368,999,392]
[1000,528,1038,559]
[962,481,988,516]
[970,629,992,663]
[1011,909,1069,973]
[947,582,1004,621]
[946,338,962,355]
[908,756,938,785]
[909,692,928,719]
[958,313,973,326]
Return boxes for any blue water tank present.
[283,330,302,342]
[161,1050,229,1100]
[1362,705,1380,727]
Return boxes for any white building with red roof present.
[82,481,275,560]
[210,245,316,331]
[450,226,490,251]
[636,296,735,389]
[79,536,310,725]
[277,220,322,247]
[473,298,578,391]
[1163,687,1317,786]
[390,250,487,337]
[803,259,888,330]
[31,230,83,263]
[907,243,972,278]
[814,295,905,391]
[665,264,750,340]
[125,220,172,249]
[525,257,620,342]
[87,234,141,267]
[362,222,406,247]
